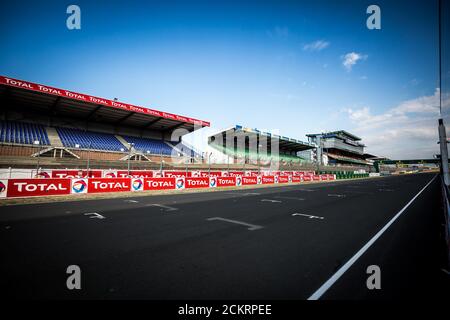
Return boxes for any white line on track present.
[292,213,324,220]
[84,212,105,219]
[327,194,346,198]
[147,203,178,212]
[261,199,282,203]
[307,174,437,300]
[206,217,263,231]
[124,200,139,203]
[275,196,305,201]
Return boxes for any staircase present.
[115,135,131,149]
[45,127,63,147]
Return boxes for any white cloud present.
[345,89,441,159]
[303,40,330,52]
[342,52,367,71]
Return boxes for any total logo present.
[35,171,50,178]
[209,176,217,188]
[132,179,144,191]
[235,176,242,186]
[257,176,262,184]
[0,180,7,198]
[274,176,279,183]
[104,172,117,178]
[71,179,88,194]
[288,175,292,183]
[175,177,185,189]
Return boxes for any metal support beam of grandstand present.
[49,97,61,115]
[115,112,135,125]
[163,122,186,133]
[141,117,163,130]
[85,105,103,121]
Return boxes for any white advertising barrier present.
[131,178,144,192]
[209,176,217,188]
[71,178,88,194]
[175,177,185,189]
[369,173,381,177]
[0,179,8,198]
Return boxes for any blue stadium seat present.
[0,120,50,145]
[170,142,200,158]
[122,135,174,155]
[56,127,126,152]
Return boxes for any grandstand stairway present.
[115,135,132,150]
[45,127,63,147]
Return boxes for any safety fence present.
[0,172,339,199]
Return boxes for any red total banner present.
[116,170,154,178]
[143,177,176,190]
[262,176,275,184]
[216,176,236,187]
[185,177,210,189]
[7,179,71,197]
[242,176,258,185]
[0,76,210,127]
[88,178,131,193]
[51,170,102,178]
[292,176,302,183]
[228,171,244,177]
[163,171,192,178]
[278,176,290,183]
[198,171,222,177]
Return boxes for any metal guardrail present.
[440,175,450,271]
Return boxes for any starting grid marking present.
[274,196,305,201]
[147,203,178,212]
[261,199,282,203]
[292,213,324,220]
[206,217,263,231]
[83,212,105,219]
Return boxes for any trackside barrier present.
[0,172,345,199]
[440,176,450,270]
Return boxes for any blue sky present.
[0,0,443,159]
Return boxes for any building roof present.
[0,75,209,132]
[306,130,362,141]
[209,125,316,152]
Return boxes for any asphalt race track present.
[1,173,448,299]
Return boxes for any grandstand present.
[208,125,316,168]
[306,130,371,167]
[0,76,209,169]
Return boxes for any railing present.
[440,175,450,271]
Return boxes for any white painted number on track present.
[148,204,178,212]
[292,213,324,220]
[83,212,105,219]
[261,199,282,203]
[207,217,263,231]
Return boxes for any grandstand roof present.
[209,125,315,152]
[306,130,361,141]
[0,76,209,132]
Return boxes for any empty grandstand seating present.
[0,120,50,145]
[56,127,125,152]
[122,135,174,155]
[170,142,201,158]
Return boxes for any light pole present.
[34,139,40,177]
[208,152,212,176]
[160,149,164,176]
[146,150,151,171]
[127,143,134,176]
[75,144,81,176]
[85,142,92,177]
